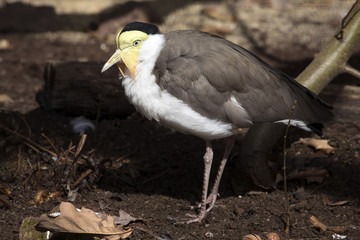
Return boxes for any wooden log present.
[36,61,135,118]
[37,61,360,120]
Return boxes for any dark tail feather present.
[307,122,324,136]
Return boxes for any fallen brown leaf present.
[114,210,138,226]
[327,200,350,206]
[19,217,47,240]
[309,215,347,233]
[322,195,350,206]
[36,202,133,239]
[266,232,280,240]
[298,138,335,155]
[34,190,47,204]
[327,226,347,233]
[310,215,328,231]
[46,191,62,202]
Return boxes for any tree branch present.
[341,64,360,79]
[232,0,360,191]
[296,0,360,93]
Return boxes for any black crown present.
[121,22,160,35]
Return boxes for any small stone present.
[205,231,214,238]
[243,234,262,240]
[266,232,280,240]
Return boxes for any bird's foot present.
[184,211,207,224]
[189,193,218,211]
[205,193,217,212]
[184,193,218,224]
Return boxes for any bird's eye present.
[133,40,141,47]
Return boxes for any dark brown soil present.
[1,32,359,240]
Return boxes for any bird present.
[101,22,332,223]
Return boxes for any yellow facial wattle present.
[101,30,150,80]
[119,47,138,80]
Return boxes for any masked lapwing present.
[102,22,332,223]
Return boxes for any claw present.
[185,211,207,224]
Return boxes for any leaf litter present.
[35,202,137,239]
[296,137,335,155]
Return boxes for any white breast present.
[121,34,234,140]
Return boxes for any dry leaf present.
[310,215,347,233]
[310,215,328,231]
[114,210,138,226]
[66,185,78,202]
[36,202,133,239]
[46,191,62,202]
[34,190,47,204]
[323,195,350,206]
[266,232,280,240]
[287,168,329,184]
[19,217,47,240]
[298,138,335,155]
[327,200,350,206]
[327,226,347,233]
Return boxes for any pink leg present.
[186,136,235,223]
[206,136,235,212]
[186,140,213,223]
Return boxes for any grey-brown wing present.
[153,30,331,126]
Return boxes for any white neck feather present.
[120,33,234,140]
[121,34,165,121]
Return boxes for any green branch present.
[296,0,360,93]
[232,0,360,191]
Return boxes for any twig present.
[341,64,360,79]
[25,156,34,170]
[23,142,41,154]
[60,142,74,177]
[41,133,59,155]
[283,100,297,234]
[0,124,57,157]
[70,134,88,181]
[63,142,75,164]
[73,134,87,165]
[15,112,32,137]
[71,168,93,188]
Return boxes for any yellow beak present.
[101,49,126,78]
[101,48,138,80]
